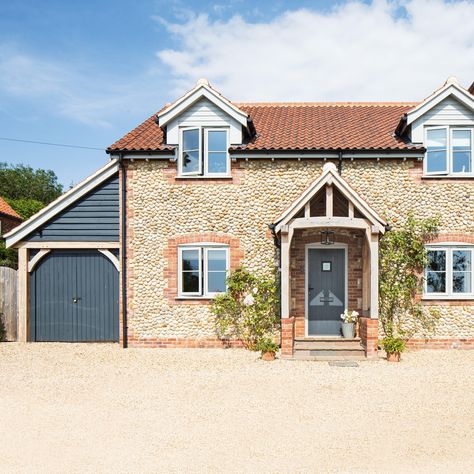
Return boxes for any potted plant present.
[256,337,279,361]
[340,309,359,339]
[381,336,406,362]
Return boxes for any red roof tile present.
[0,197,22,220]
[107,102,422,153]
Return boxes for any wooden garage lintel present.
[16,241,120,249]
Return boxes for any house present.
[5,77,474,357]
[0,197,22,237]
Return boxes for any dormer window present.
[180,127,230,177]
[425,127,473,176]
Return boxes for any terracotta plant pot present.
[262,351,276,361]
[386,352,401,362]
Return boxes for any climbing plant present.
[379,212,440,339]
[211,267,279,350]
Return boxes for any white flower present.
[252,287,258,294]
[243,294,255,306]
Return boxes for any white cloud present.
[157,0,474,102]
[0,45,167,128]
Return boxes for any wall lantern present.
[320,230,335,245]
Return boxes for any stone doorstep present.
[293,338,364,351]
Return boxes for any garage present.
[4,161,121,343]
[30,250,119,342]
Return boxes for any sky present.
[0,0,473,187]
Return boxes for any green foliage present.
[379,212,440,339]
[0,162,62,204]
[381,336,406,354]
[256,337,279,354]
[5,198,45,220]
[211,267,280,350]
[0,240,17,269]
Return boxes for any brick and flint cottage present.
[5,77,474,357]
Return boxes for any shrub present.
[381,336,406,354]
[256,337,279,354]
[211,267,279,350]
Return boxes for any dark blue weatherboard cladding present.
[27,174,119,242]
[30,250,119,342]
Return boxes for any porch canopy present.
[272,162,387,320]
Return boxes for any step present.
[292,352,366,361]
[294,339,363,351]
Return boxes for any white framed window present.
[179,127,230,177]
[178,245,229,297]
[424,246,473,299]
[424,126,473,176]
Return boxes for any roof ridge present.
[235,102,418,107]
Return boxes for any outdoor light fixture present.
[320,230,335,245]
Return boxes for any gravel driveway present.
[0,344,473,473]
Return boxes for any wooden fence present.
[0,266,18,341]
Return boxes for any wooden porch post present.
[17,247,29,342]
[280,225,293,319]
[369,232,379,319]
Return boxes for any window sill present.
[175,175,232,180]
[422,295,474,301]
[175,296,215,301]
[422,175,474,180]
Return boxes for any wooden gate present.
[0,266,18,341]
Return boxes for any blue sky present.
[0,0,473,187]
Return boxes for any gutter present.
[118,154,128,348]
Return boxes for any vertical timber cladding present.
[25,173,120,342]
[30,250,119,342]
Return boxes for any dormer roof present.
[157,79,250,129]
[396,77,474,136]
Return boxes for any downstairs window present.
[178,245,229,297]
[425,246,473,298]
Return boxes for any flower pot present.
[262,351,276,361]
[386,352,401,362]
[341,322,355,339]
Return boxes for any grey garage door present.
[30,250,119,342]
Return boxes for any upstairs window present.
[425,127,473,176]
[180,127,229,177]
[178,245,229,297]
[425,246,473,298]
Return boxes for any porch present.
[274,163,384,359]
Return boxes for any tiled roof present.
[0,197,22,220]
[107,102,422,153]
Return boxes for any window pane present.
[182,150,200,173]
[182,249,200,271]
[208,152,228,174]
[452,130,471,148]
[207,249,227,271]
[453,272,471,293]
[453,250,471,271]
[183,129,199,150]
[427,128,447,148]
[207,271,226,293]
[426,271,446,293]
[427,250,446,272]
[453,151,471,173]
[208,130,227,152]
[426,150,447,173]
[183,271,200,293]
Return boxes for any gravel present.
[0,343,473,473]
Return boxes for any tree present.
[0,163,63,219]
[379,213,440,339]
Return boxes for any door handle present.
[72,297,81,304]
